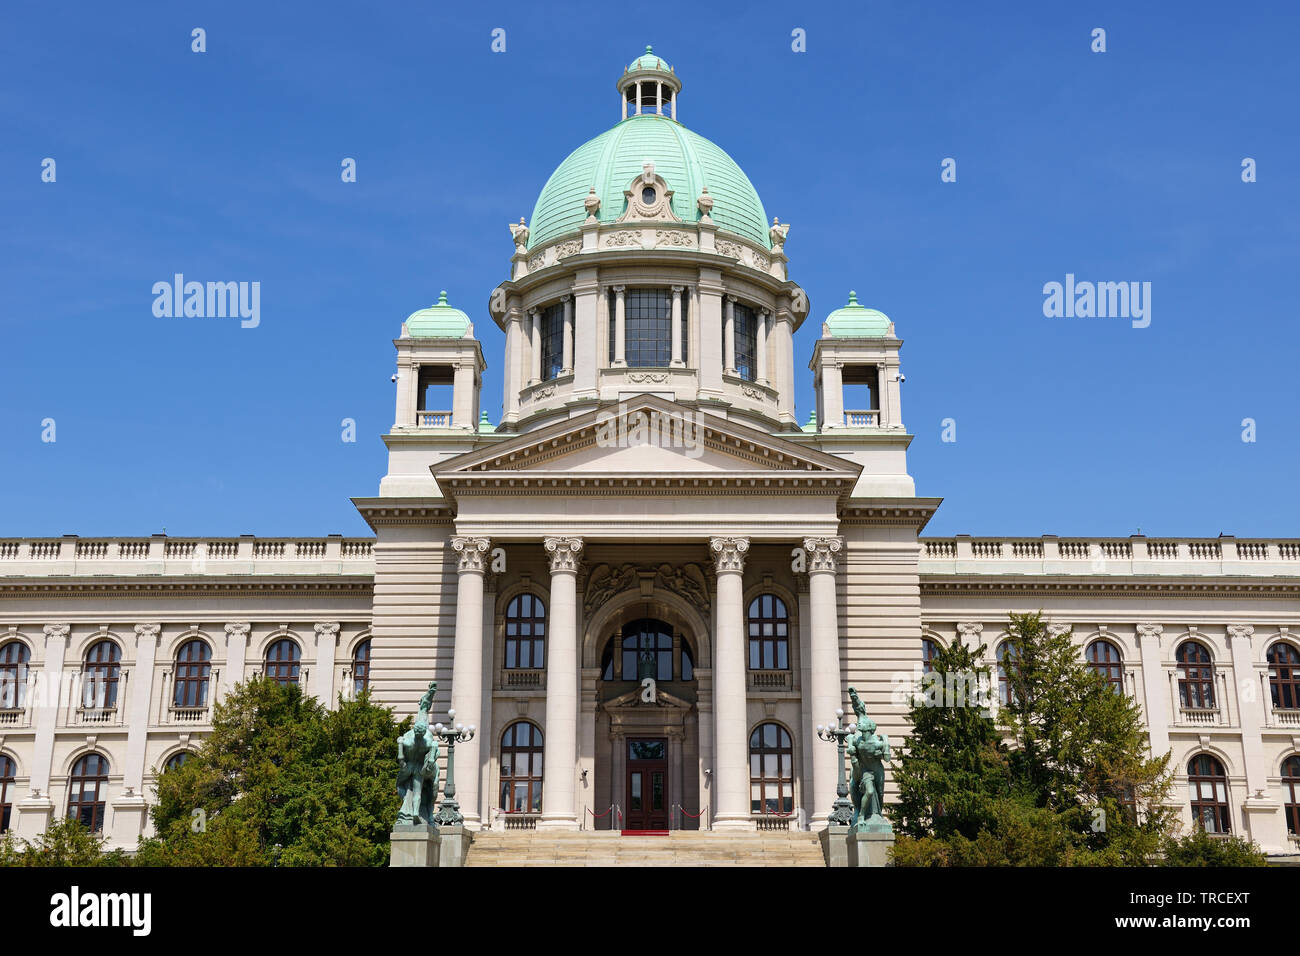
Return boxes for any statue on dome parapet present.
[769,217,790,253]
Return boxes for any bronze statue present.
[846,686,891,831]
[395,680,440,826]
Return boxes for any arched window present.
[505,594,546,670]
[1282,756,1300,837]
[163,751,191,774]
[600,637,615,681]
[1086,640,1124,692]
[499,722,543,813]
[265,638,301,686]
[68,753,110,832]
[0,641,30,710]
[81,640,121,710]
[921,639,940,676]
[749,723,794,814]
[1177,641,1216,710]
[172,639,212,709]
[1187,753,1230,834]
[621,619,673,682]
[997,641,1019,706]
[1268,642,1300,711]
[353,639,372,696]
[747,595,789,671]
[0,754,14,833]
[681,641,694,682]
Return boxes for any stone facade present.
[2,50,1298,858]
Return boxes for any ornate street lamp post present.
[432,707,477,827]
[816,708,857,827]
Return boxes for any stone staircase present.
[464,830,827,867]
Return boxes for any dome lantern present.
[617,45,681,121]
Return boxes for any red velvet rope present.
[674,804,709,818]
[586,804,618,818]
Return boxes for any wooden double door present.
[624,737,669,830]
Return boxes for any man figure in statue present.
[846,686,892,831]
[396,680,440,826]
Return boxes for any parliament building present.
[2,49,1299,860]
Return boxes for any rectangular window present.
[625,289,671,367]
[540,303,564,381]
[733,303,757,381]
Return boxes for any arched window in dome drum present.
[733,303,757,382]
[540,303,564,382]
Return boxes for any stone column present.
[635,81,642,115]
[540,536,584,830]
[670,87,677,120]
[572,275,599,399]
[710,535,752,830]
[19,623,70,838]
[223,622,249,696]
[723,296,737,374]
[804,536,844,828]
[1229,625,1287,851]
[670,285,684,367]
[613,286,627,367]
[478,572,498,827]
[756,309,769,385]
[313,622,339,704]
[503,307,524,426]
[1135,624,1170,759]
[529,310,542,385]
[797,578,814,825]
[450,535,491,829]
[561,294,574,375]
[773,308,797,425]
[821,359,844,429]
[114,622,160,845]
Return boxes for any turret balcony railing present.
[417,410,452,428]
[843,409,879,427]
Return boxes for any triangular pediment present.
[435,395,861,484]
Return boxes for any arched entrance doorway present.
[583,591,708,831]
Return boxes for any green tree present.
[135,678,406,866]
[0,818,133,867]
[1161,830,1269,867]
[892,612,1177,866]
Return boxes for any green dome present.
[626,45,673,74]
[824,291,891,337]
[527,113,770,250]
[405,291,470,338]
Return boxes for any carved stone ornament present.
[1136,623,1164,641]
[528,253,545,273]
[451,536,491,573]
[545,536,585,573]
[709,536,750,574]
[509,217,529,252]
[556,239,582,258]
[696,187,714,221]
[654,229,694,248]
[715,239,743,259]
[615,164,680,225]
[583,187,601,222]
[653,563,711,614]
[605,230,641,247]
[583,562,639,617]
[802,536,843,574]
[751,251,771,271]
[42,623,70,640]
[627,372,668,384]
[1228,624,1255,642]
[225,621,251,637]
[133,623,161,640]
[768,216,790,252]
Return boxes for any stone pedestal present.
[389,825,439,867]
[438,824,473,867]
[819,824,852,867]
[849,829,895,867]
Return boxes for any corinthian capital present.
[802,536,843,574]
[545,536,584,574]
[134,623,161,645]
[314,622,340,643]
[224,621,251,637]
[1227,624,1255,643]
[1136,623,1164,642]
[451,536,491,573]
[710,536,750,574]
[42,623,69,641]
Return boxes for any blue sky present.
[2,1,1297,538]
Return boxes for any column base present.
[710,815,756,832]
[15,797,54,841]
[536,816,581,832]
[819,824,851,867]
